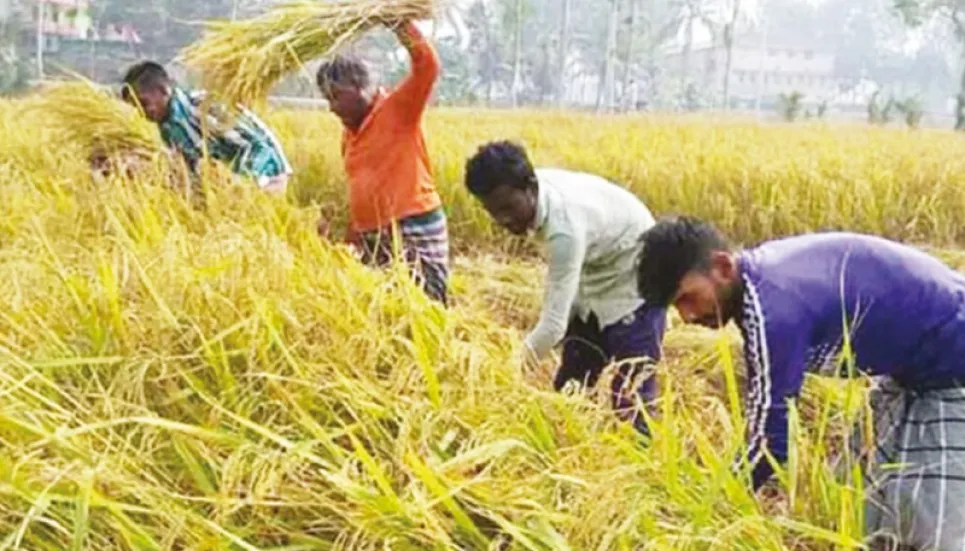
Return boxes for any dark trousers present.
[554,304,667,436]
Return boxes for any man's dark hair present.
[122,61,169,94]
[464,140,537,198]
[316,56,370,93]
[636,216,731,306]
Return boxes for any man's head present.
[464,141,539,236]
[316,56,374,131]
[636,216,741,329]
[122,61,172,123]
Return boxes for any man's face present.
[671,252,741,329]
[323,83,372,131]
[479,183,537,236]
[128,84,170,123]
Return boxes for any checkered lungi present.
[862,377,965,550]
[356,208,449,306]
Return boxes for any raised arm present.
[387,20,441,125]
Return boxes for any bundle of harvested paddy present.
[179,0,439,106]
[29,80,164,161]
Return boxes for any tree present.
[673,0,715,107]
[868,90,897,125]
[464,1,500,105]
[636,0,697,108]
[597,0,620,111]
[510,0,524,107]
[720,0,742,110]
[621,0,640,111]
[894,0,965,129]
[556,0,571,107]
[533,33,555,103]
[895,96,925,128]
[0,11,28,95]
[777,90,803,122]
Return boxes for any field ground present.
[4,100,965,548]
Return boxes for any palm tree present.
[510,0,524,107]
[597,0,620,111]
[621,0,640,111]
[556,0,571,107]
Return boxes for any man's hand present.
[90,150,152,180]
[258,174,289,195]
[387,19,417,48]
[381,17,409,30]
[513,342,540,373]
[90,149,110,176]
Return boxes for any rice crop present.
[179,0,440,107]
[24,80,164,163]
[6,98,965,548]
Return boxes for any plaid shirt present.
[159,87,291,185]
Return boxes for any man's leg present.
[862,380,912,550]
[603,304,667,436]
[865,384,965,551]
[356,228,394,269]
[555,314,607,392]
[400,209,450,306]
[355,214,449,305]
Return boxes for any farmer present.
[121,61,292,194]
[464,140,666,436]
[314,19,447,305]
[635,216,965,550]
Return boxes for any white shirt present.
[524,168,656,360]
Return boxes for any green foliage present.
[778,91,804,122]
[0,50,28,96]
[893,0,930,27]
[895,96,924,129]
[816,100,829,119]
[893,0,965,130]
[867,91,896,126]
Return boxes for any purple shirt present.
[736,232,965,488]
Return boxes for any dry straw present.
[27,80,164,161]
[179,0,440,107]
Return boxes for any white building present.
[661,36,856,108]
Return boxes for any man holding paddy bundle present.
[121,61,292,194]
[464,140,667,437]
[314,19,448,306]
[636,216,965,550]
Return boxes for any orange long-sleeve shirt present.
[343,22,441,233]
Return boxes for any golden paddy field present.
[3,97,965,549]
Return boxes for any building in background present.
[37,0,93,39]
[660,35,861,110]
[7,0,143,83]
[659,32,949,117]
